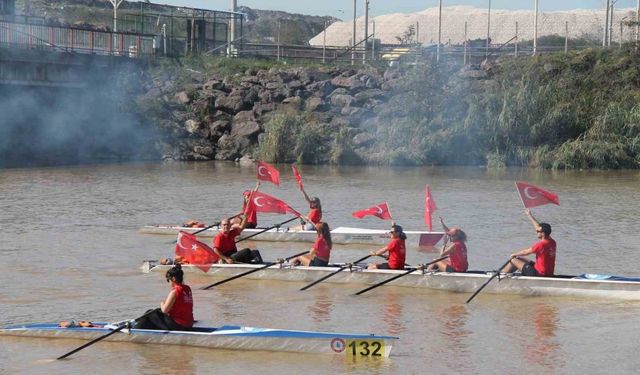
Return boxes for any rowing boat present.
[142,261,640,300]
[139,225,445,247]
[0,322,397,357]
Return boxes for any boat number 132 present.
[347,340,383,357]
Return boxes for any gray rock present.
[234,110,256,123]
[209,120,230,136]
[330,94,357,108]
[328,88,349,97]
[215,95,246,113]
[287,80,305,90]
[458,69,489,79]
[231,121,261,138]
[331,75,364,90]
[306,96,326,112]
[203,79,227,91]
[354,89,386,104]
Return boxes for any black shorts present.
[230,248,263,264]
[521,261,539,276]
[245,223,257,229]
[309,257,329,267]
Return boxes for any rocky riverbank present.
[135,46,640,169]
[135,60,410,164]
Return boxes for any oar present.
[166,214,242,244]
[57,310,153,360]
[235,216,299,243]
[465,258,513,304]
[354,255,449,296]
[299,254,373,291]
[201,251,308,290]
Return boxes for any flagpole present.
[386,202,394,221]
[515,181,527,208]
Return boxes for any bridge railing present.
[0,20,156,57]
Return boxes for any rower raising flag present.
[175,231,219,272]
[291,165,304,190]
[515,181,560,208]
[424,185,437,231]
[256,161,280,186]
[246,191,301,217]
[352,202,392,220]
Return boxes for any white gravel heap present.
[309,5,638,47]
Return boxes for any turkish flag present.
[292,165,303,190]
[256,161,280,186]
[515,181,560,208]
[424,185,437,231]
[352,202,393,220]
[246,191,301,217]
[175,231,219,272]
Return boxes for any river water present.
[1,162,639,374]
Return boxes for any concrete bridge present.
[0,19,154,87]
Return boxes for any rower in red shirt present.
[427,217,469,273]
[502,209,556,277]
[368,224,407,270]
[135,264,194,331]
[292,185,322,231]
[290,222,333,267]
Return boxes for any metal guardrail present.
[0,20,155,57]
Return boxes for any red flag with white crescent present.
[175,231,219,272]
[352,202,393,220]
[256,161,280,186]
[292,165,303,190]
[515,181,560,208]
[246,191,300,217]
[424,185,437,231]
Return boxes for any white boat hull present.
[0,323,397,357]
[139,225,444,247]
[142,261,640,300]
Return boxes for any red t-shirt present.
[448,241,468,272]
[308,208,322,224]
[532,237,556,276]
[313,236,331,261]
[169,284,194,328]
[243,202,257,226]
[214,228,240,255]
[387,238,406,270]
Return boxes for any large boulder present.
[215,95,247,113]
[231,121,261,138]
[331,75,364,91]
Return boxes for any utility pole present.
[363,0,369,64]
[636,0,640,47]
[230,0,237,56]
[107,0,123,54]
[609,2,614,46]
[277,20,281,61]
[533,0,538,56]
[352,0,357,66]
[464,21,468,64]
[323,20,327,64]
[437,0,442,62]
[604,0,610,47]
[486,0,491,58]
[372,20,376,60]
[565,21,569,53]
[515,21,518,57]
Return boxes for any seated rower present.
[290,222,332,267]
[501,209,556,277]
[135,264,194,331]
[427,217,468,273]
[290,185,322,231]
[368,224,406,270]
[213,215,263,264]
